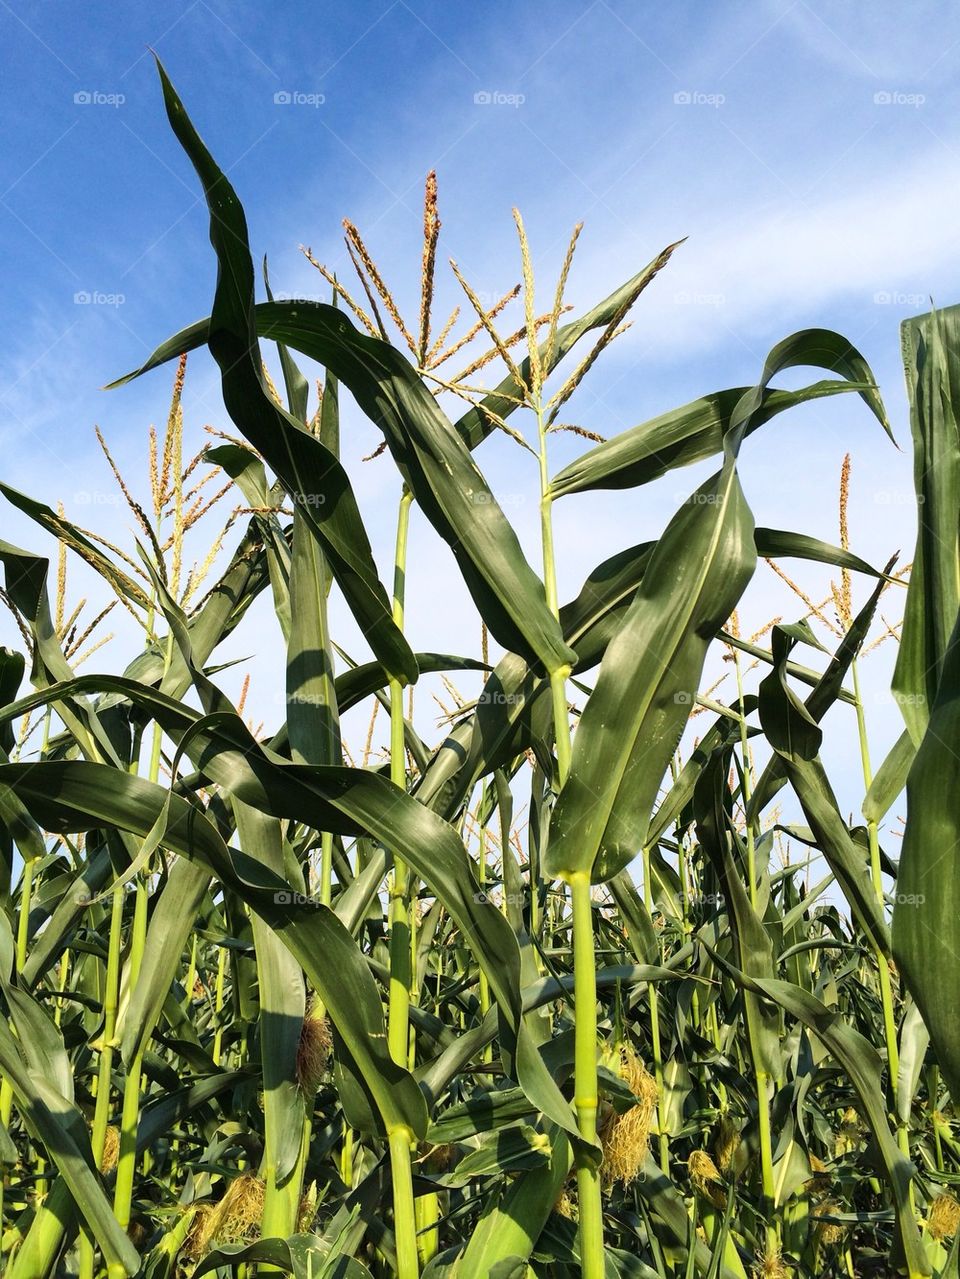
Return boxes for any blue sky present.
[2,0,959,836]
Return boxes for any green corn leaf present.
[263,254,310,423]
[142,60,416,686]
[757,628,889,955]
[232,800,307,1190]
[118,857,210,1065]
[710,961,930,1278]
[106,245,681,454]
[110,65,572,677]
[7,1179,76,1279]
[426,1087,537,1143]
[755,527,892,580]
[545,449,756,883]
[863,728,916,825]
[21,842,113,988]
[287,504,341,766]
[551,336,888,499]
[0,758,428,1142]
[647,705,756,848]
[0,540,120,765]
[453,1127,572,1277]
[191,1235,357,1279]
[0,1017,140,1275]
[633,1156,742,1279]
[0,663,582,1143]
[893,304,960,744]
[694,746,780,1078]
[748,574,892,823]
[0,484,153,610]
[896,997,930,1128]
[331,652,487,716]
[206,299,577,675]
[437,1124,551,1184]
[608,869,661,967]
[894,605,960,1103]
[136,1071,251,1152]
[452,241,681,450]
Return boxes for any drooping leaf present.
[111,141,572,676]
[757,629,889,956]
[551,328,889,500]
[748,573,892,822]
[0,757,428,1142]
[134,60,416,686]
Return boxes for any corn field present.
[2,59,960,1279]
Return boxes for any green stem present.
[642,844,670,1174]
[387,490,414,1069]
[90,885,124,1159]
[112,623,175,1236]
[852,661,908,1169]
[732,645,778,1254]
[81,883,125,1279]
[538,405,604,1276]
[319,830,334,908]
[112,1047,143,1231]
[754,1063,776,1247]
[388,1127,419,1279]
[477,815,492,1064]
[569,871,604,1279]
[112,881,150,1227]
[341,1124,354,1187]
[0,855,37,1260]
[113,879,150,1230]
[386,489,419,1279]
[212,944,227,1066]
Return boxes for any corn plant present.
[2,55,960,1279]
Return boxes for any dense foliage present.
[1,58,959,1279]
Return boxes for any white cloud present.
[584,145,960,361]
[776,0,960,83]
